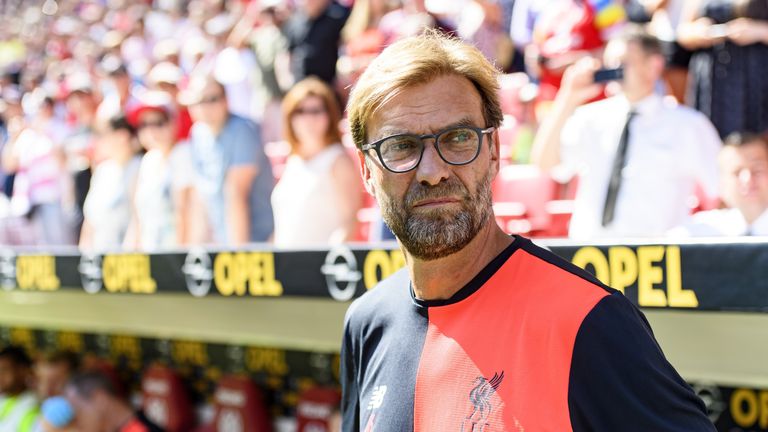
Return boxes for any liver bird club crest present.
[462,371,504,432]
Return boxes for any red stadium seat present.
[295,387,341,432]
[141,364,195,432]
[492,165,560,236]
[207,375,272,432]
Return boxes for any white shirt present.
[560,93,721,239]
[83,157,141,251]
[669,208,768,237]
[134,144,195,251]
[271,144,347,247]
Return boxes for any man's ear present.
[490,129,501,179]
[357,149,376,197]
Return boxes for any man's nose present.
[738,169,754,185]
[414,140,450,186]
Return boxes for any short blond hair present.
[346,31,503,149]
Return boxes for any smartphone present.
[593,68,624,83]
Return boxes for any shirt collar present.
[748,208,768,235]
[620,92,663,117]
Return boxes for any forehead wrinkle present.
[372,116,478,141]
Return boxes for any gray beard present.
[379,171,494,261]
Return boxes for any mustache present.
[404,178,469,207]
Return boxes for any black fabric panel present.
[341,268,429,431]
[568,292,716,431]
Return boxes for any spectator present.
[95,57,140,125]
[1,94,69,246]
[34,351,80,400]
[79,115,141,251]
[456,0,514,69]
[624,0,691,103]
[125,95,197,250]
[64,371,162,432]
[230,1,290,143]
[525,0,626,102]
[337,0,396,93]
[181,75,274,245]
[146,62,193,141]
[61,75,99,242]
[282,0,351,87]
[272,77,362,246]
[678,0,768,138]
[378,0,455,44]
[0,346,39,432]
[671,132,768,236]
[532,27,721,238]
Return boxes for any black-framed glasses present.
[361,125,495,173]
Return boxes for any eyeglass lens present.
[378,127,481,172]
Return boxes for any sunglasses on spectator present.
[194,93,225,106]
[138,118,169,130]
[293,107,327,116]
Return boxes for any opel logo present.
[78,254,103,294]
[0,249,16,291]
[321,246,361,302]
[692,382,725,423]
[182,248,213,297]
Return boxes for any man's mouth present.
[412,197,461,208]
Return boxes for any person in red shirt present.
[64,371,163,432]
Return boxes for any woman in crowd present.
[124,95,197,251]
[271,77,362,247]
[79,115,141,251]
[678,0,768,137]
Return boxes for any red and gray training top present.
[340,236,715,431]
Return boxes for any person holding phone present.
[677,0,768,138]
[532,26,722,239]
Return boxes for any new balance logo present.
[367,385,387,410]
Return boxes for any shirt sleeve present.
[687,113,721,199]
[559,108,590,176]
[568,291,716,432]
[230,118,264,168]
[340,306,361,432]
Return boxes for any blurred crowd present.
[0,343,309,432]
[0,0,766,252]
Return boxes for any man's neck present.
[741,205,768,225]
[624,86,655,104]
[105,402,136,432]
[407,223,513,301]
[207,115,229,137]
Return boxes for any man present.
[0,346,39,432]
[180,75,274,245]
[64,371,162,432]
[531,27,721,239]
[341,32,714,431]
[35,351,79,400]
[282,0,350,87]
[671,132,768,236]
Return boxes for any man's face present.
[64,387,105,432]
[603,40,661,95]
[35,361,71,398]
[188,81,228,128]
[0,358,27,394]
[719,142,768,215]
[361,74,499,260]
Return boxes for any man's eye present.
[387,139,418,151]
